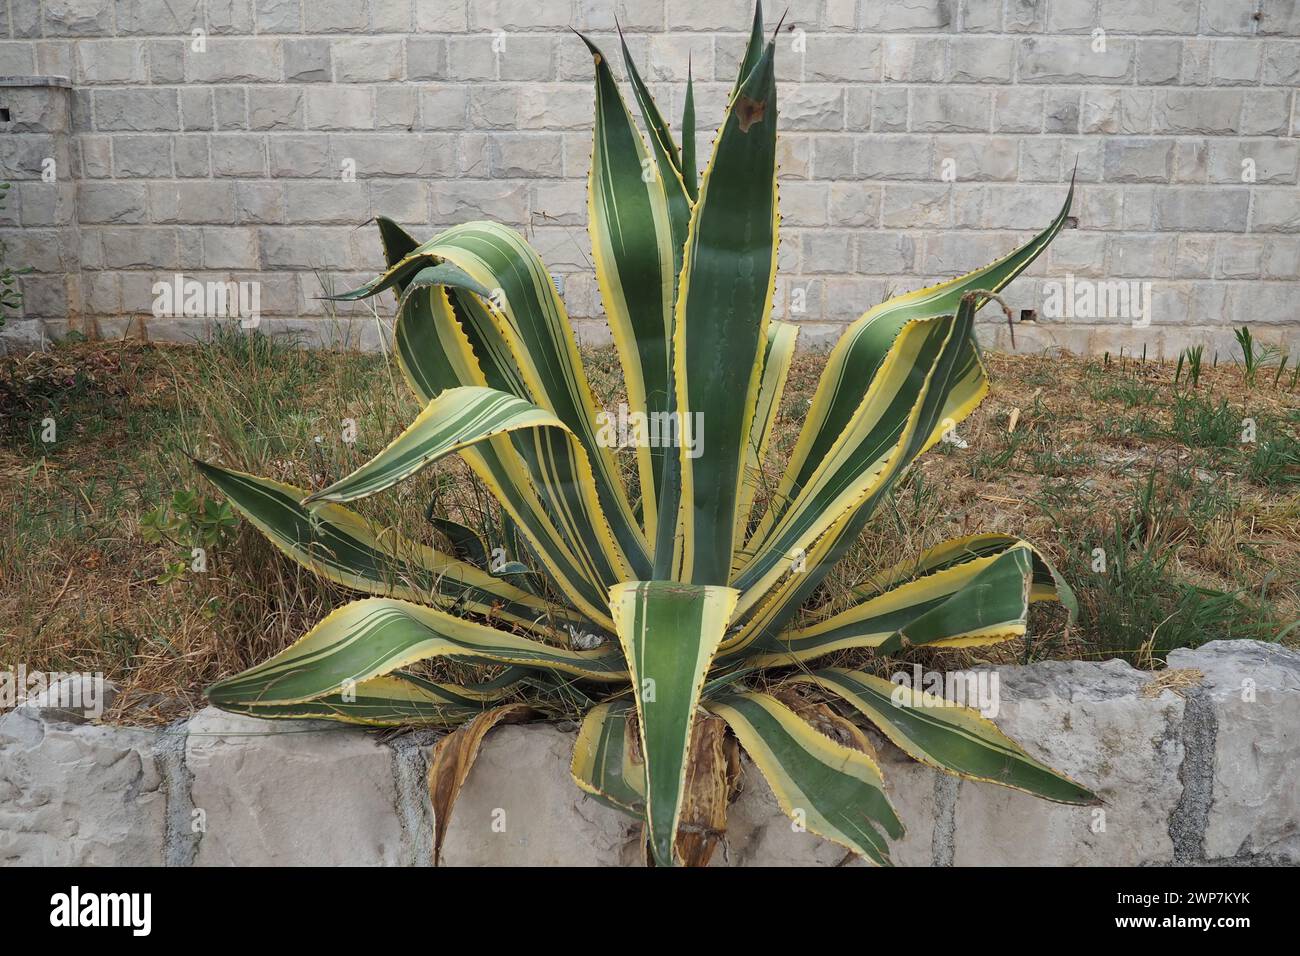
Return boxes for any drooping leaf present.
[305,385,629,623]
[416,222,651,578]
[193,459,549,629]
[387,275,618,625]
[858,532,1077,621]
[571,698,647,815]
[207,597,626,708]
[217,671,523,728]
[792,668,1098,804]
[306,387,563,505]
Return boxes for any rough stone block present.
[284,38,332,83]
[255,0,301,33]
[41,0,115,37]
[116,0,202,34]
[1251,188,1300,232]
[1096,0,1200,34]
[861,0,951,30]
[782,85,846,131]
[1018,37,1135,84]
[249,87,304,131]
[77,181,148,223]
[1152,90,1245,134]
[75,39,146,84]
[1103,138,1175,183]
[211,136,267,177]
[93,88,179,131]
[488,133,564,178]
[0,704,165,865]
[1168,641,1300,862]
[953,660,1185,865]
[1207,139,1300,184]
[948,36,1014,82]
[270,134,331,177]
[855,135,933,180]
[911,88,990,132]
[305,86,375,130]
[285,181,369,224]
[149,181,237,224]
[186,707,403,866]
[333,38,404,82]
[1154,187,1250,231]
[805,35,882,83]
[185,39,281,83]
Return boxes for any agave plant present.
[198,3,1095,866]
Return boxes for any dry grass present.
[1,331,1296,724]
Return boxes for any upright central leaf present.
[610,581,738,866]
[669,36,779,585]
[582,34,681,543]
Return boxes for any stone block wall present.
[2,641,1297,866]
[0,0,1297,355]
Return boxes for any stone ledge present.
[0,641,1296,866]
[0,76,73,88]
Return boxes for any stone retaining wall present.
[1,640,1297,866]
[1,1,1298,356]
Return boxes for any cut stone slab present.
[438,723,639,866]
[1168,640,1300,863]
[186,707,403,866]
[0,705,165,865]
[952,659,1186,865]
